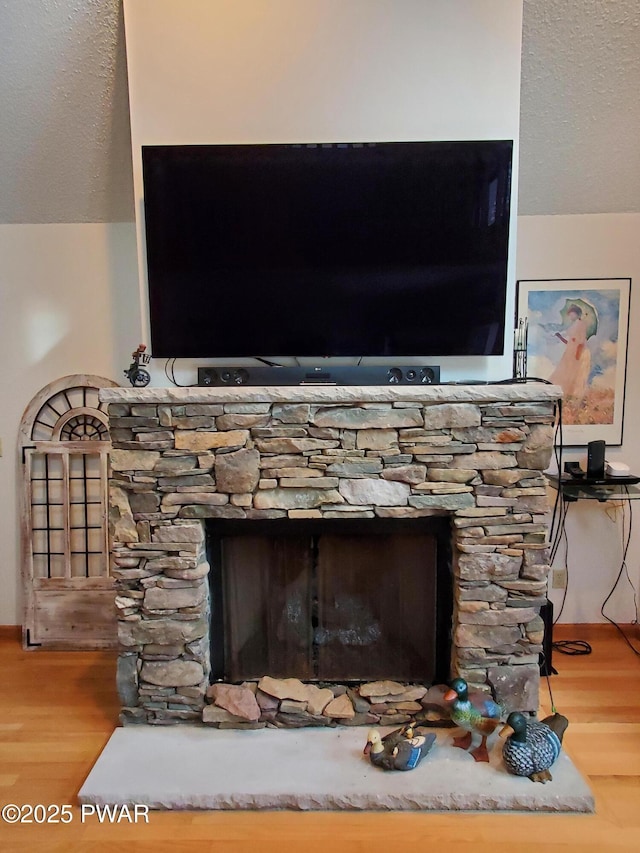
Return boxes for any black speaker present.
[197,364,440,387]
[587,440,606,479]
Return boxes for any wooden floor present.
[1,624,639,852]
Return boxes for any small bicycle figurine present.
[124,344,151,387]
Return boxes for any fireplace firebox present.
[208,518,452,685]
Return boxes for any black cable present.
[539,649,559,713]
[549,401,568,578]
[549,400,575,626]
[444,377,554,386]
[163,358,198,387]
[547,398,589,646]
[494,376,554,385]
[166,355,293,384]
[549,399,564,562]
[600,495,640,656]
[552,639,592,656]
[549,501,590,650]
[549,497,566,564]
[551,501,570,625]
[619,497,639,618]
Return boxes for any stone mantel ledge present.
[100,382,561,405]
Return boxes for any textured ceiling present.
[519,0,640,215]
[0,0,638,222]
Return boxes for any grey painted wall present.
[1,0,638,223]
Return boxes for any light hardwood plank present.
[0,624,639,851]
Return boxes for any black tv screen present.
[142,140,513,359]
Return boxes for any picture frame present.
[516,278,631,446]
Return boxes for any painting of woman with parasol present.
[516,279,631,445]
[549,298,598,400]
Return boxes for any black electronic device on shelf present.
[560,474,640,487]
[198,364,440,387]
[564,461,585,479]
[562,440,639,488]
[586,439,606,479]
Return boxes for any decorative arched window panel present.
[19,375,120,649]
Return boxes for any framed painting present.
[516,278,631,446]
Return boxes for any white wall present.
[120,0,638,625]
[0,223,139,626]
[517,214,640,624]
[3,216,637,626]
[3,5,637,628]
[123,0,524,384]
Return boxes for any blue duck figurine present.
[364,725,436,771]
[444,677,503,763]
[500,711,569,782]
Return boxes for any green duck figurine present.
[500,711,569,782]
[444,677,503,763]
[363,724,436,771]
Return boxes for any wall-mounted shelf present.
[548,475,640,503]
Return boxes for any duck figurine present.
[500,711,569,783]
[444,677,503,763]
[363,724,436,771]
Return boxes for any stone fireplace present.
[102,383,559,727]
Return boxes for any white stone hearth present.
[79,725,594,813]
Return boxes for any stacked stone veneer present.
[100,384,559,726]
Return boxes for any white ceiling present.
[519,0,640,215]
[0,0,638,223]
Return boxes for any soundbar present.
[197,365,440,387]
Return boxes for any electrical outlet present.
[552,568,567,589]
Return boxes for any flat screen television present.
[141,140,513,359]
